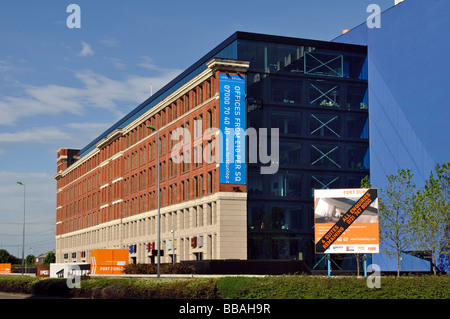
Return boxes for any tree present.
[361,175,371,188]
[25,254,35,266]
[379,169,416,276]
[43,252,56,266]
[353,175,372,276]
[411,163,450,274]
[0,249,20,264]
[435,163,450,273]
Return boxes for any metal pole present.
[327,254,331,276]
[157,129,161,279]
[17,182,25,276]
[364,254,367,277]
[147,125,161,278]
[171,229,175,264]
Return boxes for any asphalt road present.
[0,292,76,299]
[0,292,32,299]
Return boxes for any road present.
[0,292,32,299]
[0,292,75,299]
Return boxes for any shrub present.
[124,263,194,275]
[31,278,71,297]
[0,276,40,294]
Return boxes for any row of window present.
[58,198,218,238]
[238,40,367,80]
[248,170,368,200]
[248,75,368,111]
[58,169,217,224]
[248,108,368,140]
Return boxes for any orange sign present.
[314,188,379,254]
[90,249,129,275]
[0,263,11,274]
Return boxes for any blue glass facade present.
[235,36,369,265]
[334,0,450,272]
[334,0,449,189]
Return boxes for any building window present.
[347,114,369,139]
[309,81,341,108]
[194,115,203,139]
[180,181,185,202]
[347,145,369,170]
[194,176,198,198]
[206,80,211,99]
[310,144,341,168]
[207,171,213,194]
[270,78,302,104]
[310,113,341,138]
[279,141,303,167]
[270,110,301,135]
[346,85,368,110]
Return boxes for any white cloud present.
[138,56,160,71]
[100,37,119,47]
[0,127,73,144]
[107,57,126,70]
[79,42,94,57]
[0,67,182,126]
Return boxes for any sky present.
[0,0,396,258]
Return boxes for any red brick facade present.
[55,59,249,263]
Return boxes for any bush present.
[216,275,450,299]
[1,274,449,299]
[72,277,219,299]
[31,278,71,297]
[0,276,39,294]
[124,263,194,275]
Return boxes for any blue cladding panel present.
[219,74,246,185]
[335,0,450,188]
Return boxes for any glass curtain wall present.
[239,38,369,267]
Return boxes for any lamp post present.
[171,229,175,264]
[147,125,161,278]
[16,181,25,276]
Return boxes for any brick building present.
[55,32,369,267]
[55,59,250,264]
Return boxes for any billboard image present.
[314,188,379,254]
[219,73,246,185]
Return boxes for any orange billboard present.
[0,263,11,274]
[90,249,128,275]
[314,188,379,254]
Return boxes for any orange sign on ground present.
[0,263,11,274]
[90,249,129,275]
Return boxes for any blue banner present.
[219,74,246,185]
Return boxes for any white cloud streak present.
[79,42,94,57]
[0,67,182,126]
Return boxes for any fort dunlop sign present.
[314,188,379,254]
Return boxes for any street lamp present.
[147,125,161,278]
[16,181,25,276]
[171,229,175,264]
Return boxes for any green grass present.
[1,275,449,299]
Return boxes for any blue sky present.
[0,0,395,257]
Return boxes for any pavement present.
[0,292,32,299]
